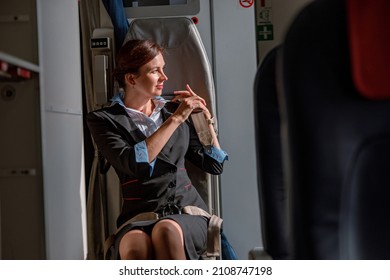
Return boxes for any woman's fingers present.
[173,85,206,106]
[172,90,190,103]
[186,85,207,106]
[186,84,196,96]
[171,95,183,103]
[173,90,191,96]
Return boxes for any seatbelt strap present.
[182,206,223,257]
[191,112,214,146]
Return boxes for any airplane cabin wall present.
[209,0,261,259]
[256,0,313,61]
[37,0,86,259]
[0,0,314,260]
[0,0,45,259]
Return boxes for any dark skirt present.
[113,213,208,260]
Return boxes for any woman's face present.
[132,52,168,98]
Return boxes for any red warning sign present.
[239,0,254,8]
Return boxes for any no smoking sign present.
[239,0,254,8]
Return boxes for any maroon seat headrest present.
[347,0,390,100]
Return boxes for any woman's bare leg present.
[119,229,153,260]
[151,219,186,260]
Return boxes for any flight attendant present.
[87,39,228,260]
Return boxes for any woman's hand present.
[172,84,211,122]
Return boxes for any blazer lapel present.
[161,105,181,149]
[158,106,183,161]
[103,104,146,143]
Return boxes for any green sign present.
[257,24,274,41]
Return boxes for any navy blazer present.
[86,102,224,226]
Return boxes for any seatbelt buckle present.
[160,203,182,217]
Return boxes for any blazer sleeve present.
[86,110,151,180]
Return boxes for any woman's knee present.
[119,229,153,260]
[151,219,186,259]
[151,219,184,244]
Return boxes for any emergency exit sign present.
[257,24,274,41]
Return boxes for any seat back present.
[340,0,390,259]
[123,17,220,216]
[279,0,390,259]
[253,45,289,259]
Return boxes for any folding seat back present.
[253,45,289,260]
[279,0,390,259]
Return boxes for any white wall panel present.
[211,0,262,259]
[37,0,85,259]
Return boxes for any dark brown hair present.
[113,39,164,88]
